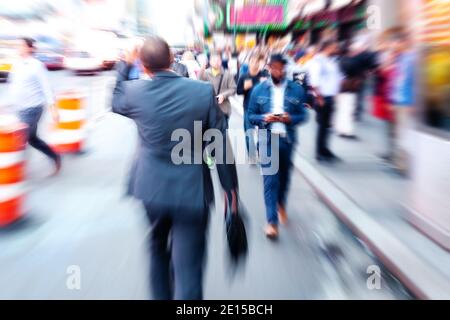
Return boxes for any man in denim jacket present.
[248,54,309,239]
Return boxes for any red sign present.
[338,3,358,22]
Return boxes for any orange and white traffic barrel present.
[49,92,87,154]
[0,118,28,227]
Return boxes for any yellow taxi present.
[0,49,14,82]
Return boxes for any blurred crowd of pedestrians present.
[0,25,418,300]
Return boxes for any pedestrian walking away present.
[112,36,238,300]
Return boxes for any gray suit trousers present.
[144,204,209,300]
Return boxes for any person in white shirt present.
[8,38,61,175]
[308,40,342,163]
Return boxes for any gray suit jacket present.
[198,68,237,116]
[112,61,238,212]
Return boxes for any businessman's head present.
[140,36,173,75]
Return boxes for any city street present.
[0,71,410,299]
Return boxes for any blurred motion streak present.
[0,116,27,227]
[0,0,449,301]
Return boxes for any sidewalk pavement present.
[0,107,407,299]
[230,95,450,299]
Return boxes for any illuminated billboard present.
[226,0,288,31]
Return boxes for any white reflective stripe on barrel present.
[58,109,87,123]
[0,114,20,127]
[0,182,26,203]
[0,151,26,169]
[57,93,86,100]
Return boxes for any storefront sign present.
[421,0,450,45]
[313,10,338,28]
[338,0,366,23]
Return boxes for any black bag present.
[341,76,364,93]
[224,192,248,261]
[293,71,316,109]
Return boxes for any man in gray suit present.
[112,36,238,300]
[198,52,237,121]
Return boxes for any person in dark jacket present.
[112,36,238,300]
[334,44,367,139]
[237,53,268,161]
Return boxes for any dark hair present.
[391,31,409,42]
[382,26,408,43]
[268,54,287,66]
[22,37,36,49]
[320,40,335,52]
[140,36,172,72]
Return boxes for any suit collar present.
[152,70,180,79]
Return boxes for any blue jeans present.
[243,111,257,159]
[18,106,59,163]
[262,136,293,225]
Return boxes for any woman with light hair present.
[181,51,201,80]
